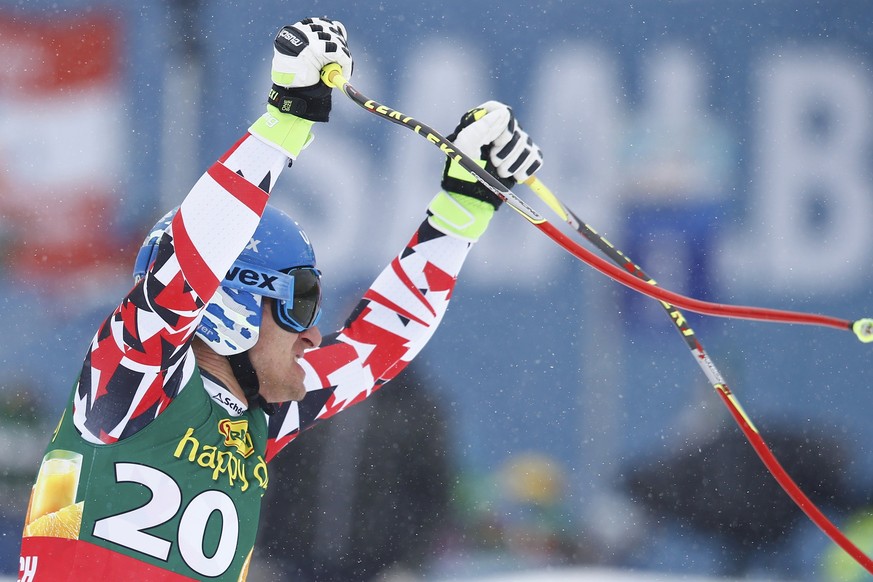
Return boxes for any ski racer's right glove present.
[249,17,353,159]
[429,101,544,241]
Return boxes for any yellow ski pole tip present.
[852,318,873,343]
[320,63,344,89]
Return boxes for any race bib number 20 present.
[93,463,239,578]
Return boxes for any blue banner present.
[1,0,871,576]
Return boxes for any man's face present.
[247,298,322,402]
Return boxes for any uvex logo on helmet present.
[226,265,279,292]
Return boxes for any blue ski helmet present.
[133,204,322,356]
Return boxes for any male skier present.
[19,16,543,581]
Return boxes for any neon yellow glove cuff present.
[248,104,315,159]
[427,191,496,242]
[446,157,486,183]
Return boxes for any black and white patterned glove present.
[441,101,543,209]
[268,17,353,122]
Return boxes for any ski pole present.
[321,63,873,573]
[319,63,873,340]
[523,177,873,574]
[320,63,873,572]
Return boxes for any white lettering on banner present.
[273,128,372,281]
[625,45,734,203]
[389,39,488,263]
[407,39,563,284]
[529,43,622,247]
[272,40,872,295]
[733,50,872,293]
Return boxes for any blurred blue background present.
[1,1,872,580]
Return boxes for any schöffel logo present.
[218,419,254,458]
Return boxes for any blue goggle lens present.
[271,267,322,333]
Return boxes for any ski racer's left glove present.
[429,101,543,241]
[249,17,353,159]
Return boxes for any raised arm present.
[266,101,544,460]
[72,18,352,444]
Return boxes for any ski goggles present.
[224,260,323,333]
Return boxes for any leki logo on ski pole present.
[362,100,464,163]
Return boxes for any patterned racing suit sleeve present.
[264,218,473,462]
[72,134,284,443]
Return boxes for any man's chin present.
[261,384,306,404]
